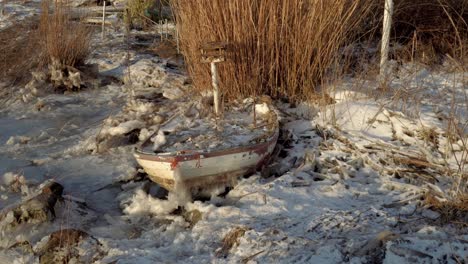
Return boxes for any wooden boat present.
[134,109,279,193]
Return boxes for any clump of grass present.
[39,0,92,68]
[124,0,170,29]
[418,126,439,147]
[215,226,249,258]
[171,0,375,102]
[424,192,468,225]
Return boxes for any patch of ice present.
[105,120,145,136]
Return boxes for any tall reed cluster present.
[171,0,374,101]
[391,0,468,62]
[39,0,92,67]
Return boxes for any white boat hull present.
[134,132,278,192]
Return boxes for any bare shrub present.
[0,19,41,85]
[39,0,92,67]
[171,0,375,102]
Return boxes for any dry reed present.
[387,0,468,63]
[39,0,92,67]
[0,19,41,85]
[171,0,375,102]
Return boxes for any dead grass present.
[417,126,439,147]
[39,0,92,68]
[364,0,467,65]
[424,192,468,225]
[0,0,92,88]
[0,19,41,85]
[215,226,249,258]
[171,0,375,102]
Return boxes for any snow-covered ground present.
[0,0,40,30]
[0,2,467,263]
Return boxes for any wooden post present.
[200,42,228,116]
[101,0,106,40]
[1,1,5,17]
[210,59,222,116]
[159,20,163,39]
[176,27,180,54]
[380,0,393,84]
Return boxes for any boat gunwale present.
[134,127,279,162]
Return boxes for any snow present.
[150,130,167,151]
[1,172,18,186]
[0,2,467,263]
[123,189,180,216]
[254,103,270,116]
[104,120,146,136]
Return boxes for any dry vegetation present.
[391,0,468,63]
[125,0,170,29]
[171,0,376,102]
[0,0,92,96]
[170,0,467,221]
[39,0,92,68]
[0,19,41,85]
[171,0,467,102]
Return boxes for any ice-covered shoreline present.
[1,1,467,263]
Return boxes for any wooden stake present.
[211,60,221,116]
[101,0,106,40]
[253,98,257,128]
[380,0,393,85]
[159,20,163,39]
[176,27,180,54]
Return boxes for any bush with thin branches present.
[39,0,92,67]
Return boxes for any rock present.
[0,181,63,230]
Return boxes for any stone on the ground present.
[0,181,63,230]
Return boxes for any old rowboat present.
[134,110,279,193]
